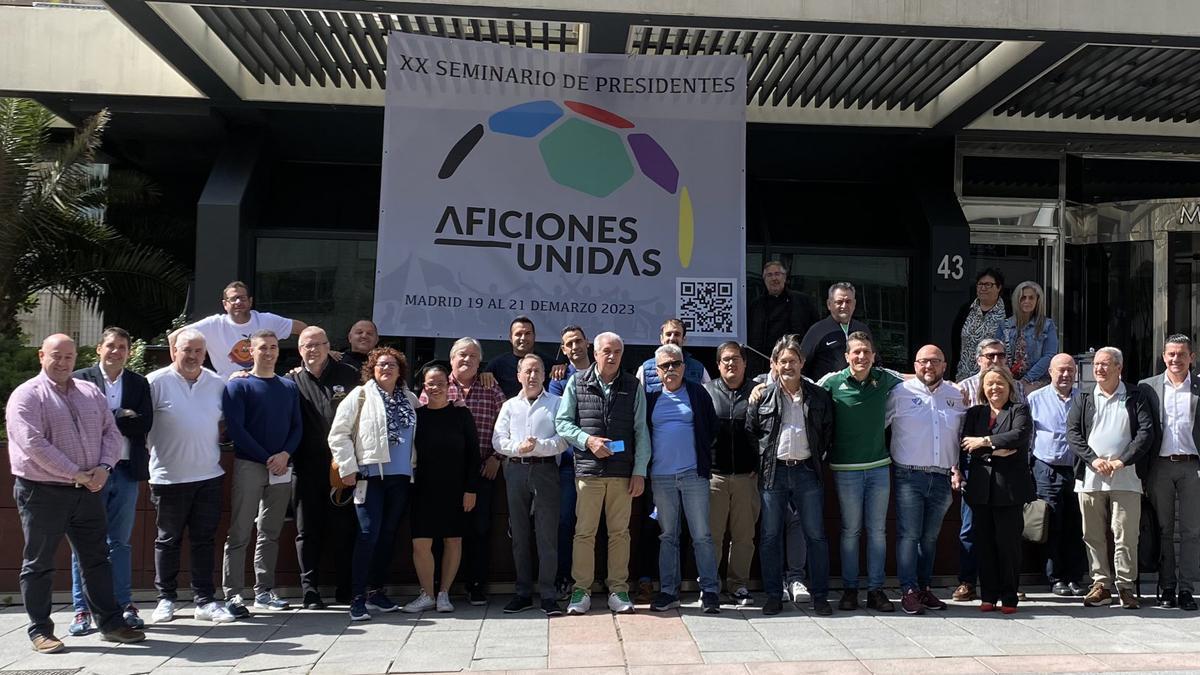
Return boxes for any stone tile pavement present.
[2,589,1200,674]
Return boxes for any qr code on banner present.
[677,278,737,336]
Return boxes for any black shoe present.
[1068,581,1087,597]
[762,597,783,615]
[1160,588,1178,609]
[812,599,833,616]
[467,586,488,606]
[1179,591,1198,611]
[303,591,325,610]
[541,599,563,616]
[503,596,533,613]
[701,592,720,614]
[226,596,251,619]
[838,589,859,611]
[1051,581,1072,597]
[866,589,895,613]
[650,592,680,612]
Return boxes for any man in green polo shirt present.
[818,331,903,613]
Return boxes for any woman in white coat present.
[328,347,419,621]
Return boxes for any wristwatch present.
[98,463,113,472]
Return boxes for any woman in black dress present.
[401,365,479,614]
[959,366,1034,614]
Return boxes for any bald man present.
[6,334,146,652]
[341,320,380,373]
[885,345,966,614]
[286,326,362,608]
[1028,354,1087,597]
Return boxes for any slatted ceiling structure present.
[996,45,1200,123]
[627,26,999,111]
[193,6,582,89]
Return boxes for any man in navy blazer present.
[67,327,153,635]
[1138,334,1200,611]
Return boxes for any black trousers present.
[972,502,1024,605]
[293,471,356,597]
[1033,459,1086,585]
[15,478,123,638]
[149,476,223,605]
[465,477,495,590]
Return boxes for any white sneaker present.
[151,599,176,623]
[788,580,810,605]
[566,590,591,615]
[436,591,454,613]
[401,591,435,614]
[608,592,635,614]
[195,601,236,623]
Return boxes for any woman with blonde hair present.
[996,280,1058,392]
[959,366,1034,614]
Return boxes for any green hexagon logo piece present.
[537,118,634,198]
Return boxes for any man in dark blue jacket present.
[68,327,153,635]
[646,343,720,613]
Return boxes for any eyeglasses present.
[981,352,1006,361]
[375,362,399,370]
[299,341,329,351]
[719,356,743,364]
[223,294,249,304]
[656,360,684,371]
[915,358,944,366]
[976,282,998,289]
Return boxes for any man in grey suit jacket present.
[1138,334,1200,611]
[68,327,154,634]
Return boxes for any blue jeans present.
[958,457,978,584]
[72,462,139,610]
[760,462,829,601]
[556,458,576,583]
[651,470,719,597]
[352,474,410,597]
[894,467,953,593]
[834,465,890,590]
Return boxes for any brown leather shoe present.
[1083,582,1112,607]
[31,634,64,654]
[952,583,976,601]
[101,626,146,644]
[1119,589,1140,610]
[633,579,655,605]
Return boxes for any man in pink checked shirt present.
[5,334,147,654]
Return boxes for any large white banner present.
[375,33,746,346]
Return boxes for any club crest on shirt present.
[332,384,347,402]
[911,397,922,406]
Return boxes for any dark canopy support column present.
[193,131,262,318]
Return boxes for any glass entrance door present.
[962,201,1063,329]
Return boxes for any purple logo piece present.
[627,133,679,195]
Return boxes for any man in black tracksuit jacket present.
[287,327,362,608]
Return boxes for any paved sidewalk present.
[2,589,1200,674]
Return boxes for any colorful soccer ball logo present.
[439,100,695,267]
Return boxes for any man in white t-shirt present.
[168,281,305,378]
[146,328,235,625]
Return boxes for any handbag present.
[1022,498,1050,543]
[329,389,367,507]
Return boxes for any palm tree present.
[0,98,188,339]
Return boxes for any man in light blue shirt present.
[1027,354,1086,597]
[645,343,720,614]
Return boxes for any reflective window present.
[254,237,377,341]
[749,250,910,367]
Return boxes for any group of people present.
[5,268,1198,655]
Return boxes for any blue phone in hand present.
[607,440,625,453]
